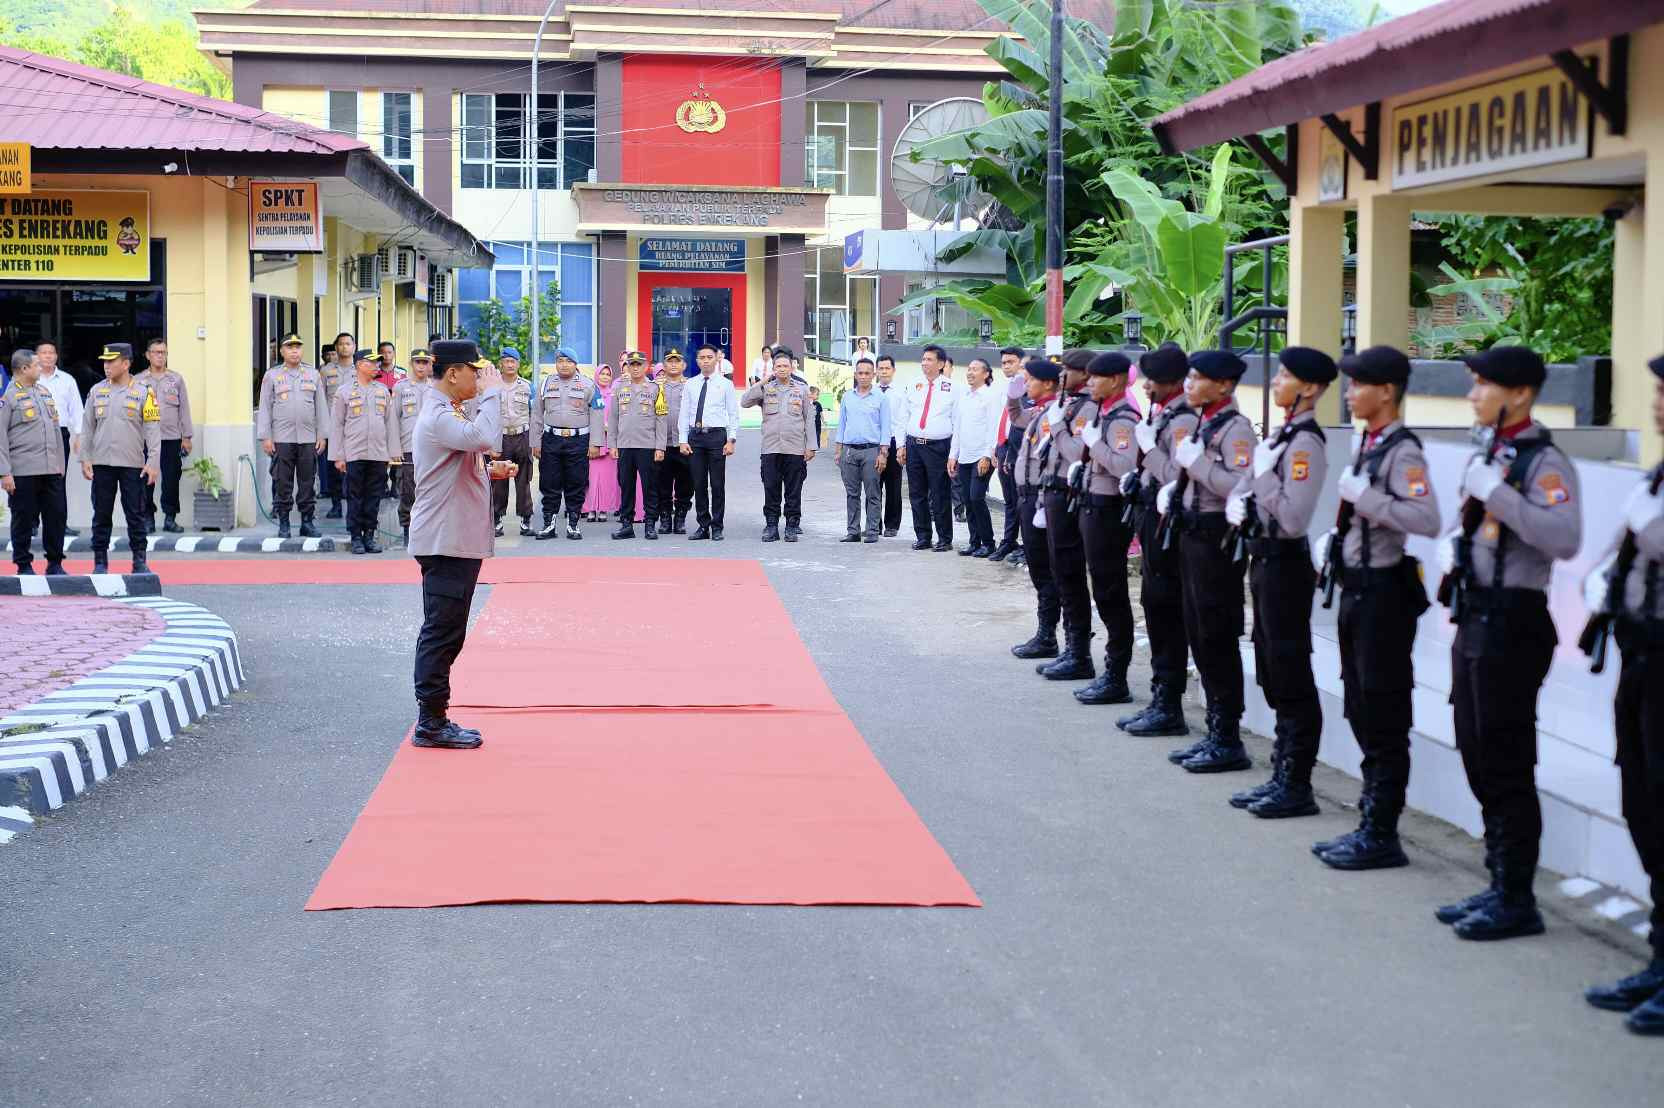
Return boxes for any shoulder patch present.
[1114,424,1132,451]
[1405,465,1429,498]
[1232,439,1251,467]
[1291,450,1310,482]
[1538,471,1570,505]
[1072,416,1088,432]
[1172,425,1190,446]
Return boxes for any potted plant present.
[187,456,235,531]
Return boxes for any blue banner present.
[639,237,746,273]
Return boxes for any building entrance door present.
[649,285,731,366]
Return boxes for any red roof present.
[1152,0,1664,152]
[0,44,366,155]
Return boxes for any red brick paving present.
[0,598,167,714]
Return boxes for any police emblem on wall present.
[675,85,727,134]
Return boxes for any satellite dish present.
[891,97,992,226]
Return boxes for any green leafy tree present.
[470,283,562,374]
[0,3,232,99]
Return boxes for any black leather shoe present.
[1010,629,1058,659]
[932,539,952,552]
[1167,738,1210,764]
[1435,887,1500,926]
[326,502,343,519]
[299,517,321,538]
[958,544,978,556]
[1312,828,1363,857]
[841,533,862,543]
[14,564,34,575]
[1318,829,1409,871]
[1124,698,1188,738]
[644,522,658,540]
[1074,672,1133,705]
[971,545,992,558]
[1452,897,1544,941]
[784,526,800,543]
[567,521,583,540]
[412,714,483,749]
[672,519,687,535]
[351,535,367,555]
[1586,962,1664,1012]
[277,518,291,539]
[364,537,384,554]
[1628,988,1664,1035]
[863,534,879,543]
[988,541,1016,562]
[45,562,66,576]
[690,526,711,540]
[1249,781,1320,818]
[762,524,780,542]
[612,525,635,540]
[163,516,183,533]
[883,528,898,537]
[1183,741,1252,774]
[520,518,534,537]
[711,526,724,541]
[911,538,932,550]
[1008,550,1027,566]
[93,556,109,574]
[1230,777,1279,810]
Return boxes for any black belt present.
[841,442,879,450]
[1248,536,1308,558]
[1082,492,1124,510]
[1340,562,1410,591]
[542,427,589,438]
[910,435,947,446]
[1461,584,1547,614]
[1041,478,1070,492]
[1179,509,1226,528]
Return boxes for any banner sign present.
[0,190,150,281]
[0,143,29,194]
[639,237,746,272]
[249,181,323,253]
[1391,64,1591,190]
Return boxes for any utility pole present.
[530,0,561,397]
[1044,0,1065,359]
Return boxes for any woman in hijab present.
[583,363,621,521]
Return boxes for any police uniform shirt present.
[82,379,162,468]
[1619,472,1664,620]
[1465,420,1582,590]
[1180,401,1255,511]
[319,360,344,410]
[1022,397,1074,486]
[498,377,533,440]
[531,372,605,439]
[1344,419,1442,567]
[409,384,504,560]
[741,378,814,454]
[1012,401,1050,488]
[1237,410,1328,538]
[0,381,64,477]
[660,374,687,449]
[1145,401,1198,486]
[331,379,400,462]
[392,378,429,455]
[1045,391,1098,476]
[896,374,958,441]
[610,375,669,450]
[134,368,192,441]
[257,364,329,444]
[1084,396,1142,494]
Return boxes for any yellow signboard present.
[1391,65,1590,190]
[0,143,29,194]
[248,180,323,253]
[0,190,150,281]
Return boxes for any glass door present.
[650,286,732,366]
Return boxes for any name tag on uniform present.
[403,400,418,416]
[375,398,387,415]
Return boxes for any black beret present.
[1650,354,1664,381]
[1188,349,1248,381]
[1023,356,1061,382]
[1340,345,1411,386]
[1087,351,1133,377]
[1138,344,1188,384]
[431,339,482,369]
[1463,345,1546,389]
[1278,345,1337,384]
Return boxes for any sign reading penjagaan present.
[1391,65,1591,190]
[0,190,150,281]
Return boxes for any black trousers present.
[955,464,994,548]
[904,437,952,543]
[538,432,590,521]
[761,452,807,525]
[879,442,904,532]
[397,451,416,528]
[616,447,660,524]
[143,438,183,519]
[414,554,482,708]
[271,441,317,518]
[1250,542,1322,779]
[1178,517,1246,720]
[687,428,727,528]
[1137,501,1188,692]
[657,446,692,523]
[319,439,342,501]
[1615,620,1664,957]
[1018,489,1060,631]
[345,460,387,538]
[90,465,147,556]
[492,430,534,522]
[1337,562,1426,816]
[1080,500,1134,667]
[1041,489,1091,638]
[996,441,1022,548]
[8,472,67,569]
[1451,595,1556,887]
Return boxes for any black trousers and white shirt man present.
[678,343,740,541]
[894,344,959,551]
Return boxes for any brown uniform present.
[493,377,535,526]
[1,380,67,569]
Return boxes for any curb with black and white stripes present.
[0,595,243,841]
[4,534,336,555]
[0,573,162,597]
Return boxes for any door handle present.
[720,327,730,347]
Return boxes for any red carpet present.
[302,559,979,910]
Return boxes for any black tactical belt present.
[1082,492,1124,509]
[1462,584,1547,614]
[1041,478,1070,492]
[1247,536,1308,557]
[1178,509,1226,528]
[1339,563,1408,590]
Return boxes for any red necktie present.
[918,382,932,431]
[997,405,1009,446]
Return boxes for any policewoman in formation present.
[1069,351,1141,705]
[491,348,536,538]
[609,350,668,540]
[258,334,329,539]
[0,349,68,574]
[331,349,402,555]
[1010,357,1064,662]
[1034,350,1098,681]
[81,343,161,575]
[532,347,604,541]
[741,346,816,542]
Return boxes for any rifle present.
[1122,403,1160,528]
[1222,495,1260,566]
[1157,406,1231,552]
[1317,431,1369,608]
[1579,465,1664,673]
[1436,410,1507,623]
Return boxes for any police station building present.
[197,0,1109,373]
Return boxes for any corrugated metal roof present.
[0,44,366,155]
[1152,0,1664,152]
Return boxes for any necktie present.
[997,404,1009,447]
[695,377,708,426]
[918,381,932,431]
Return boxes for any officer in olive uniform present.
[609,351,668,540]
[258,334,329,539]
[1433,345,1582,941]
[1034,350,1099,681]
[740,346,816,542]
[1160,350,1257,773]
[1223,347,1333,819]
[1308,346,1441,869]
[490,348,535,537]
[0,351,68,574]
[81,343,162,574]
[1117,344,1195,737]
[1010,357,1064,661]
[1582,353,1664,1034]
[134,337,192,534]
[532,347,604,541]
[1067,351,1142,704]
[331,349,401,555]
[392,348,434,546]
[656,350,693,534]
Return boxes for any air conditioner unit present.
[430,270,454,306]
[393,246,417,282]
[352,252,380,291]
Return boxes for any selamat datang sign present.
[1391,64,1593,190]
[249,181,322,253]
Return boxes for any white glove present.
[1134,420,1158,453]
[1048,397,1067,424]
[1336,466,1369,504]
[1311,528,1335,573]
[1156,481,1177,516]
[1583,553,1616,614]
[1436,532,1458,576]
[1463,458,1503,502]
[1032,503,1047,529]
[1066,460,1085,485]
[1173,436,1203,469]
[1119,470,1140,498]
[1624,481,1663,533]
[1081,421,1102,448]
[1224,489,1247,526]
[1252,439,1286,479]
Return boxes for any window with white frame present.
[327,90,358,136]
[381,92,415,186]
[455,241,597,363]
[460,92,596,191]
[803,246,878,362]
[804,101,880,197]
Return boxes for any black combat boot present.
[1074,654,1132,705]
[364,532,384,554]
[326,500,343,519]
[1123,683,1187,738]
[299,514,321,538]
[1039,630,1095,680]
[1249,735,1320,817]
[411,702,483,749]
[1231,743,1282,810]
[1436,849,1501,924]
[1628,988,1664,1035]
[163,515,183,534]
[784,521,801,543]
[519,517,534,537]
[1168,707,1215,764]
[1183,714,1252,773]
[93,553,109,574]
[762,522,780,542]
[567,516,583,540]
[1452,868,1544,941]
[131,552,150,575]
[276,514,292,539]
[1586,960,1664,1012]
[350,531,367,555]
[1317,792,1409,870]
[1010,620,1058,660]
[673,514,688,535]
[611,523,635,540]
[644,519,659,540]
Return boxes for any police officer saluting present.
[1224,347,1332,818]
[392,347,433,546]
[0,349,68,574]
[258,334,328,540]
[741,346,816,542]
[408,340,516,749]
[331,349,401,555]
[656,350,693,534]
[532,347,604,541]
[609,350,668,540]
[81,343,161,574]
[1434,345,1581,940]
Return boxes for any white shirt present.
[38,366,83,437]
[678,370,741,442]
[749,357,770,382]
[948,382,1000,463]
[895,373,958,442]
